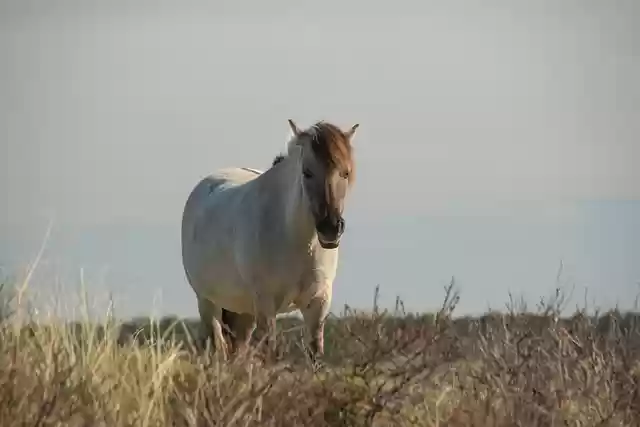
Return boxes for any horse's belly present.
[215,293,257,315]
[187,249,256,315]
[199,277,257,315]
[200,277,301,316]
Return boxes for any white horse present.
[181,119,359,361]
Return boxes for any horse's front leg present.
[254,295,277,363]
[197,297,229,361]
[254,314,276,362]
[300,291,331,367]
[222,310,256,359]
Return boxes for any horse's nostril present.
[337,218,345,234]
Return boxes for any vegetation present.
[0,280,639,426]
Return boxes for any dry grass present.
[0,281,639,427]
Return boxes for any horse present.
[180,119,359,362]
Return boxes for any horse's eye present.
[341,171,350,179]
[303,169,313,179]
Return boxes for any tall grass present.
[0,278,639,426]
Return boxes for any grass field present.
[1,280,639,426]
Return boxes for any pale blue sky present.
[1,0,639,318]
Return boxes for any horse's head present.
[287,119,359,249]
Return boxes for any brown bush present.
[0,281,638,426]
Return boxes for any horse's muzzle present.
[316,216,345,249]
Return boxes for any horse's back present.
[183,166,264,240]
[183,166,262,214]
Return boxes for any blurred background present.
[1,0,639,319]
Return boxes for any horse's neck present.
[267,155,316,246]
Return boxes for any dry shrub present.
[0,279,638,426]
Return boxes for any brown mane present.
[272,154,285,167]
[304,121,355,183]
[271,121,356,183]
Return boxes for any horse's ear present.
[288,119,302,136]
[344,123,359,141]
